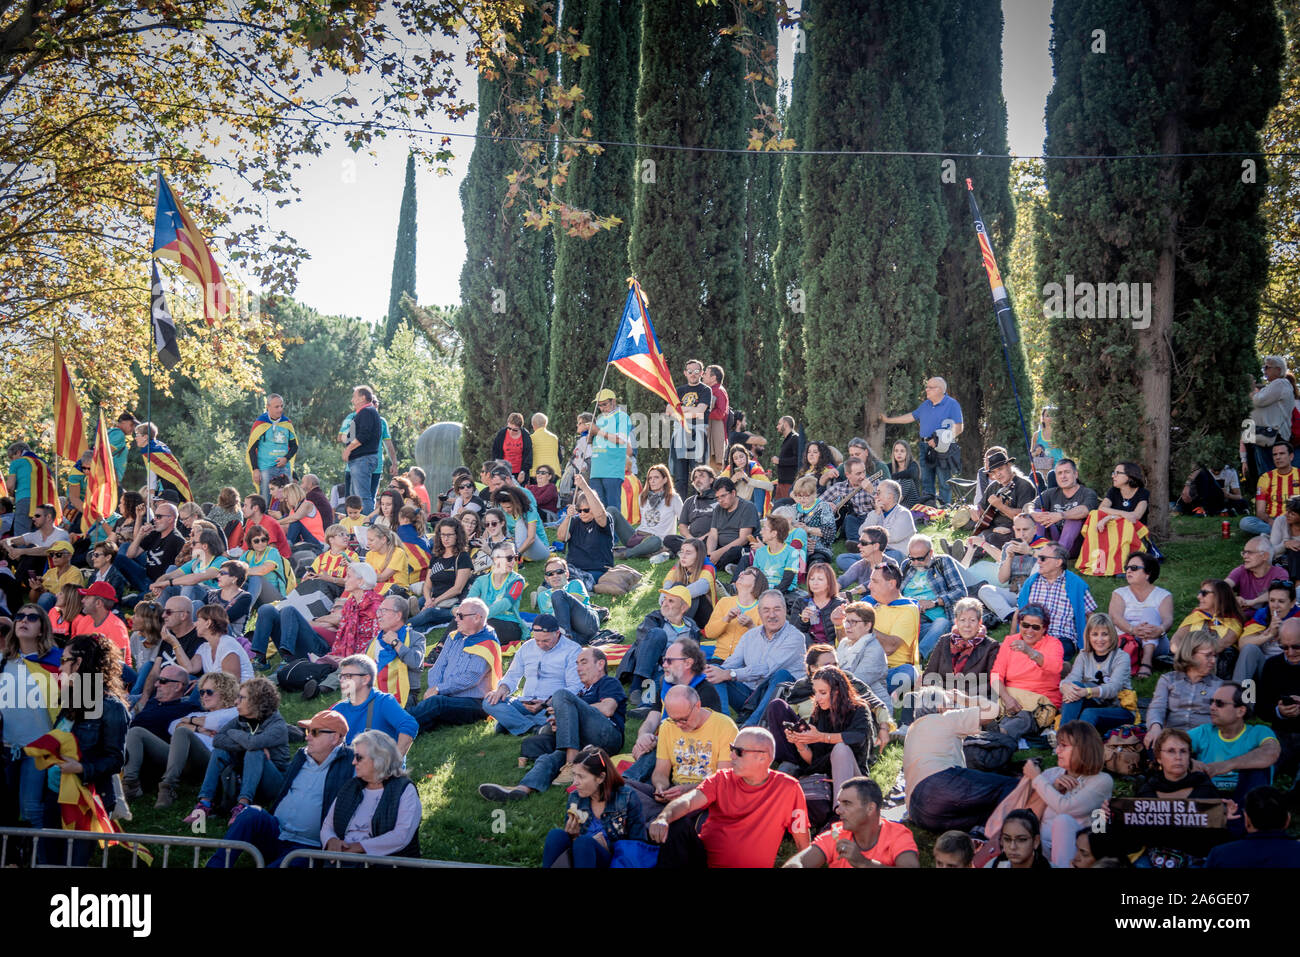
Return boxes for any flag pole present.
[51,342,59,497]
[145,266,154,515]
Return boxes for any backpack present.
[1118,633,1143,676]
[962,730,1018,774]
[1103,725,1148,776]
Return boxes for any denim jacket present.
[565,784,646,844]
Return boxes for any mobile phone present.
[783,719,810,733]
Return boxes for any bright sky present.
[262,1,1053,322]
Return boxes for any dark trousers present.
[543,829,612,868]
[908,765,1018,833]
[206,806,310,868]
[654,809,709,868]
[411,694,485,733]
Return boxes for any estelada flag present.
[53,343,88,464]
[462,629,503,689]
[1076,513,1149,577]
[153,172,229,324]
[607,278,683,421]
[25,729,153,864]
[366,626,413,707]
[140,438,192,502]
[84,412,119,527]
[20,450,60,523]
[395,523,430,583]
[246,412,298,481]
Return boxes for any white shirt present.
[18,527,71,548]
[168,706,238,752]
[1114,585,1173,637]
[198,636,254,683]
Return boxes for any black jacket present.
[350,406,381,458]
[775,431,801,484]
[66,697,130,812]
[490,428,533,478]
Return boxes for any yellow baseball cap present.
[659,585,692,605]
[594,389,616,403]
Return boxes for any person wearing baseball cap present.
[35,540,81,612]
[588,388,630,524]
[615,585,703,710]
[76,579,133,667]
[208,708,354,868]
[481,613,583,736]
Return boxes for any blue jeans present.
[36,592,56,611]
[285,521,324,554]
[738,669,796,728]
[919,617,951,661]
[129,659,155,696]
[842,513,866,544]
[549,689,622,753]
[199,747,285,804]
[251,604,328,659]
[206,806,310,868]
[623,626,671,686]
[410,605,456,633]
[1239,516,1272,536]
[590,477,624,528]
[549,590,600,643]
[112,543,152,592]
[1058,690,1133,735]
[887,664,918,705]
[919,454,954,505]
[10,500,31,538]
[258,463,291,504]
[347,453,378,512]
[543,829,611,868]
[8,751,45,826]
[412,694,484,733]
[484,697,552,736]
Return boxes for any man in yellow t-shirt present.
[530,413,562,478]
[651,685,737,799]
[865,560,921,700]
[38,540,84,609]
[1251,441,1299,525]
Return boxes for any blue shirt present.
[331,689,418,745]
[108,427,129,479]
[256,418,292,470]
[276,745,345,846]
[1188,723,1277,790]
[427,629,492,699]
[910,394,964,438]
[498,636,582,700]
[581,675,627,737]
[537,579,589,616]
[6,456,31,500]
[591,410,631,479]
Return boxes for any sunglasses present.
[1279,644,1300,651]
[578,508,591,514]
[497,555,518,562]
[484,520,501,527]
[14,611,42,622]
[1019,622,1045,632]
[456,484,473,491]
[453,612,477,620]
[661,656,687,664]
[1124,565,1144,572]
[156,677,183,685]
[1198,589,1213,596]
[545,569,566,576]
[1209,698,1236,708]
[307,728,338,738]
[198,688,217,697]
[729,744,767,757]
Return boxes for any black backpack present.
[962,730,1018,774]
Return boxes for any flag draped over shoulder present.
[21,450,59,522]
[24,730,153,864]
[23,647,62,725]
[85,412,119,527]
[246,413,298,481]
[621,473,643,526]
[53,343,88,464]
[462,630,503,689]
[395,523,430,583]
[366,625,412,707]
[607,279,682,420]
[140,438,192,502]
[153,172,228,324]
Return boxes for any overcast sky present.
[254,0,1053,322]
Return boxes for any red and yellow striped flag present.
[85,412,119,526]
[1076,511,1149,576]
[53,343,88,464]
[21,450,60,523]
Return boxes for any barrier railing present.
[0,827,265,868]
[278,848,498,868]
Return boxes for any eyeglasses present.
[351,754,370,763]
[307,728,338,738]
[1279,644,1300,651]
[729,744,769,757]
[843,618,864,627]
[577,508,591,514]
[249,539,269,546]
[339,672,369,680]
[14,612,41,622]
[453,612,478,620]
[1209,698,1236,708]
[545,570,566,577]
[156,677,182,685]
[1035,555,1059,563]
[1019,622,1045,632]
[1198,589,1213,596]
[198,688,217,697]
[661,656,687,664]
[456,484,473,491]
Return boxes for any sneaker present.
[478,783,529,803]
[251,654,270,671]
[944,539,967,563]
[648,550,671,565]
[228,802,251,826]
[553,763,577,786]
[182,803,210,826]
[155,784,177,810]
[302,677,319,700]
[122,777,144,801]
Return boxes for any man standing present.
[784,777,920,868]
[648,726,809,868]
[1247,356,1295,481]
[481,615,582,736]
[4,441,40,538]
[669,359,713,495]
[1242,441,1299,536]
[704,477,759,573]
[341,385,381,512]
[770,416,801,500]
[108,414,138,482]
[1015,542,1097,658]
[703,364,729,470]
[589,388,631,521]
[529,413,562,479]
[248,394,298,503]
[704,590,805,726]
[412,598,497,733]
[880,377,964,504]
[1026,458,1099,559]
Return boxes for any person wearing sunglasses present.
[536,558,600,645]
[447,473,485,520]
[209,709,354,868]
[126,669,235,810]
[1170,579,1244,659]
[648,723,809,868]
[490,412,534,485]
[1188,681,1280,810]
[1013,541,1097,658]
[466,544,526,646]
[990,604,1065,738]
[0,604,61,831]
[1110,551,1174,679]
[524,462,560,521]
[1259,618,1300,782]
[321,729,422,859]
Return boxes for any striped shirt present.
[1255,466,1299,519]
[311,548,359,580]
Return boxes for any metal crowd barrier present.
[0,827,265,868]
[278,848,498,868]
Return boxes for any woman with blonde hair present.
[1059,613,1134,733]
[151,671,240,809]
[1142,628,1223,749]
[278,482,326,559]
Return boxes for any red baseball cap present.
[78,581,118,604]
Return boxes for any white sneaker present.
[649,551,671,565]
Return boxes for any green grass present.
[108,514,1268,867]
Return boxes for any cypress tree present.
[382,152,418,347]
[930,0,1033,471]
[456,10,553,467]
[546,0,641,425]
[772,5,812,421]
[800,0,947,448]
[1039,0,1282,536]
[627,0,749,453]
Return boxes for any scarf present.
[949,624,989,671]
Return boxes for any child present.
[932,830,975,868]
[301,524,359,598]
[339,495,367,544]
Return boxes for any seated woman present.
[1076,461,1152,576]
[194,561,253,634]
[142,671,240,810]
[1126,727,1226,867]
[183,676,291,827]
[611,464,682,560]
[448,473,485,519]
[1059,613,1134,734]
[206,486,243,539]
[704,566,767,664]
[798,440,839,492]
[989,603,1065,738]
[538,557,600,644]
[834,602,891,707]
[1142,628,1223,749]
[769,665,874,799]
[46,583,83,641]
[907,597,999,725]
[470,508,510,574]
[793,562,844,647]
[467,543,526,646]
[363,524,406,595]
[154,523,227,604]
[1023,720,1113,867]
[1269,495,1300,581]
[127,600,165,698]
[541,745,646,868]
[1170,579,1243,658]
[525,464,560,520]
[258,563,382,670]
[1110,552,1174,678]
[242,527,292,608]
[166,604,254,684]
[965,513,1041,619]
[278,482,326,562]
[741,515,801,593]
[787,475,837,565]
[985,809,1051,869]
[321,729,422,858]
[367,488,402,531]
[890,440,922,508]
[720,443,774,517]
[663,538,718,629]
[409,518,473,634]
[492,486,550,564]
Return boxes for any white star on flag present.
[626,315,646,346]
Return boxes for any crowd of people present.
[1,363,1299,869]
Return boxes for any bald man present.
[880,377,964,505]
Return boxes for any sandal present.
[1136,665,1152,679]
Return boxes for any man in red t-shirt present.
[704,364,729,470]
[226,494,291,560]
[784,777,920,868]
[648,726,809,867]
